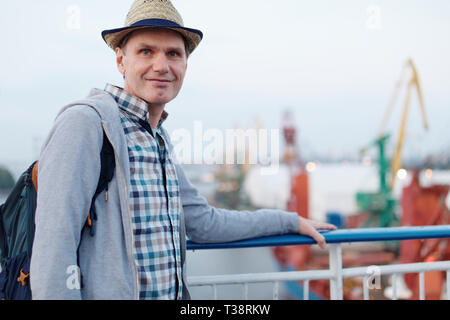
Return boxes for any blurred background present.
[0,0,449,300]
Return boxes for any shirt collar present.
[104,83,169,128]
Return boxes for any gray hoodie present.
[30,88,300,300]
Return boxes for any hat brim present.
[102,18,203,54]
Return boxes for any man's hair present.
[118,28,190,57]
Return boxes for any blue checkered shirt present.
[104,84,182,300]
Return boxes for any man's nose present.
[152,53,169,74]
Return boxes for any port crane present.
[356,59,429,228]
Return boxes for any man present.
[30,0,336,300]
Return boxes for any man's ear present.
[115,47,126,77]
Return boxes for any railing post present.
[329,243,343,300]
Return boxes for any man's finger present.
[298,217,333,249]
[313,232,327,250]
[318,222,338,230]
[311,221,338,231]
[305,227,328,250]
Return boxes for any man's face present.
[116,28,188,107]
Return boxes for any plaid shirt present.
[104,84,182,300]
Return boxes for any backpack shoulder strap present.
[85,130,115,236]
[32,129,115,236]
[31,162,38,192]
[53,101,116,235]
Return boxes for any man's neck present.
[123,84,165,129]
[147,103,165,130]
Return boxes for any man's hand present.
[298,217,337,249]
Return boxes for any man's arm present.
[175,164,336,247]
[30,106,103,299]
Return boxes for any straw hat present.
[101,0,203,55]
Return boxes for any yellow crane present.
[378,59,429,190]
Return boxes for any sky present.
[0,0,449,174]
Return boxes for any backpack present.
[0,130,115,300]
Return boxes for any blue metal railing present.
[186,225,450,250]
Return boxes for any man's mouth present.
[146,78,172,84]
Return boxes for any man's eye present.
[168,51,179,57]
[141,49,151,55]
